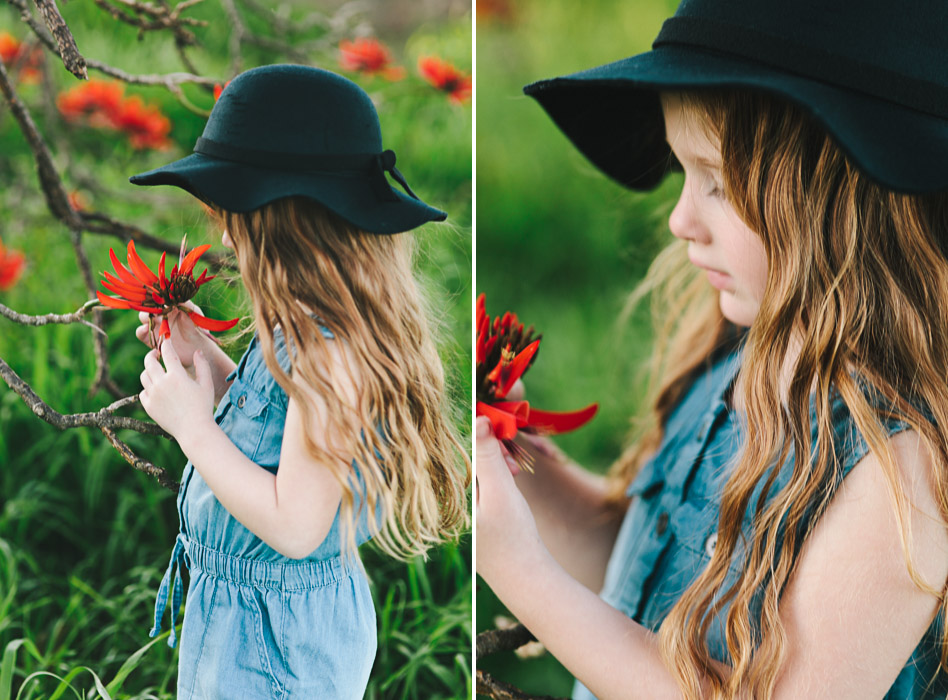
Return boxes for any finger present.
[193,349,214,396]
[475,416,517,492]
[159,336,183,372]
[499,442,521,477]
[135,324,154,347]
[139,369,153,391]
[139,311,150,325]
[143,348,164,382]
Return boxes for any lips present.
[688,253,734,291]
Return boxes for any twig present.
[0,298,104,334]
[476,625,567,700]
[475,671,567,700]
[31,0,87,79]
[477,624,537,659]
[80,212,236,271]
[8,0,219,91]
[101,425,179,492]
[0,355,166,436]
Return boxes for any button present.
[704,533,718,557]
[656,511,669,536]
[237,395,247,408]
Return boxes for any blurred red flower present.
[339,38,406,81]
[213,80,231,102]
[58,79,171,150]
[112,95,172,150]
[98,237,238,344]
[0,32,44,85]
[417,56,471,104]
[0,239,26,291]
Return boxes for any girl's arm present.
[477,418,948,699]
[510,432,626,592]
[140,340,347,559]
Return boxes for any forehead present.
[660,93,721,165]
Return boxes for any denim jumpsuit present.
[151,327,377,699]
[574,345,948,700]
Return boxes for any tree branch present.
[100,424,179,492]
[477,624,537,659]
[476,670,567,700]
[0,298,104,333]
[31,0,87,79]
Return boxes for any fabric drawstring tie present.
[151,533,186,648]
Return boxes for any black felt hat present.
[524,0,948,194]
[129,64,446,234]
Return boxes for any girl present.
[476,1,948,698]
[130,65,469,698]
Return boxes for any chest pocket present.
[218,376,284,470]
[640,499,745,662]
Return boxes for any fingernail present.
[476,417,491,439]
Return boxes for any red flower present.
[112,95,172,150]
[339,38,406,81]
[97,236,238,345]
[0,31,23,65]
[475,293,598,470]
[418,56,471,104]
[58,79,125,125]
[57,80,172,150]
[213,80,231,102]
[0,239,25,291]
[0,32,43,85]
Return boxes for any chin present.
[719,294,759,328]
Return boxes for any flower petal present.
[187,310,239,332]
[179,244,211,276]
[110,247,142,286]
[524,403,599,435]
[126,240,159,286]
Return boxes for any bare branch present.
[0,298,104,333]
[101,425,179,492]
[8,0,219,91]
[0,355,166,436]
[80,212,236,271]
[477,624,537,659]
[475,670,567,700]
[31,0,87,79]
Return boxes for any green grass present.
[476,0,682,695]
[0,2,471,698]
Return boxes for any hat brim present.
[129,153,447,235]
[525,45,948,194]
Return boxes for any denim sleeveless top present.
[574,346,947,700]
[150,327,377,699]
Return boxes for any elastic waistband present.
[184,535,355,590]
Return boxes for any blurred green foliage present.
[476,0,683,695]
[0,1,471,698]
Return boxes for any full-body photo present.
[476,1,948,698]
[131,65,470,699]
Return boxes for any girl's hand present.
[475,416,546,586]
[139,340,215,441]
[136,303,213,370]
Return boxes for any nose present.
[668,180,709,244]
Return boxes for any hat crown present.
[204,65,383,156]
[663,0,948,116]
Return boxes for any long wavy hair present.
[210,197,470,561]
[610,90,948,697]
